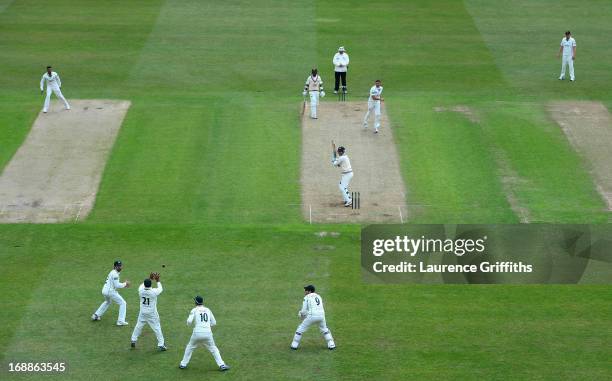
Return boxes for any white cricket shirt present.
[300,293,326,318]
[368,85,383,102]
[40,71,61,90]
[102,269,126,294]
[138,282,163,315]
[187,306,217,333]
[333,155,352,173]
[305,75,323,91]
[560,37,576,56]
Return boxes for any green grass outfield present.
[0,0,611,380]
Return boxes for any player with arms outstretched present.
[179,296,230,371]
[290,285,336,350]
[92,260,130,326]
[130,273,166,351]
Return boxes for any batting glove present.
[302,91,307,96]
[320,91,325,97]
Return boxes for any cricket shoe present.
[344,200,353,207]
[329,346,336,350]
[333,90,338,94]
[374,129,379,134]
[43,110,48,113]
[66,106,71,110]
[130,341,136,348]
[116,321,129,326]
[159,345,167,351]
[570,78,575,82]
[290,346,298,350]
[363,123,368,129]
[179,365,187,369]
[219,364,230,371]
[559,76,564,80]
[91,314,100,321]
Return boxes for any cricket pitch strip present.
[0,100,131,223]
[301,101,408,223]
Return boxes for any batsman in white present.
[332,145,353,207]
[303,68,325,119]
[40,65,70,113]
[179,295,230,372]
[130,275,166,351]
[91,260,131,326]
[290,285,336,350]
[363,79,384,133]
[557,31,576,81]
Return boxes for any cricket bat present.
[301,95,306,118]
[332,140,337,160]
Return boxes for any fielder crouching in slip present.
[303,68,325,119]
[332,145,353,207]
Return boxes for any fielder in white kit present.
[557,31,576,81]
[179,296,230,371]
[40,66,70,113]
[290,285,336,350]
[363,80,384,133]
[92,260,131,325]
[130,275,166,351]
[332,145,353,207]
[303,68,325,119]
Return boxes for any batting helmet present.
[337,146,346,155]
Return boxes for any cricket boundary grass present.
[301,101,407,223]
[0,100,130,223]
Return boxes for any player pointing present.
[363,80,384,133]
[40,66,70,113]
[92,260,130,326]
[130,273,166,351]
[290,285,336,350]
[303,68,325,119]
[179,296,230,371]
[332,143,353,207]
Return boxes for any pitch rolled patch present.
[0,99,131,223]
[548,101,612,210]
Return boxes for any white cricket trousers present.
[94,290,127,323]
[180,331,225,367]
[309,90,320,118]
[363,100,381,130]
[291,316,335,349]
[560,55,575,80]
[339,172,353,203]
[131,313,164,346]
[43,85,70,112]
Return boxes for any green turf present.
[1,0,611,380]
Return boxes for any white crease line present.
[75,203,84,223]
[309,204,312,224]
[398,206,404,223]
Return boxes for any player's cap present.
[565,30,571,35]
[194,295,203,305]
[304,285,315,292]
[113,260,122,267]
[144,278,152,287]
[46,65,52,69]
[338,46,345,52]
